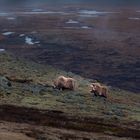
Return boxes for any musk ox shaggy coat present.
[90,82,108,98]
[53,76,76,90]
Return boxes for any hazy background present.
[0,0,139,93]
[0,0,140,7]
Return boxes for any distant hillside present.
[1,0,140,6]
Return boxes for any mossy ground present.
[0,52,140,124]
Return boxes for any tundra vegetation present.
[0,52,140,140]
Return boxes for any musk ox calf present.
[53,76,76,91]
[90,82,108,98]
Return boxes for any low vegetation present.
[0,52,140,139]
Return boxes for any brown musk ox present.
[90,82,108,98]
[53,76,76,91]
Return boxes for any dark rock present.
[0,75,12,89]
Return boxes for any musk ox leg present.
[101,87,108,98]
[90,90,99,97]
[65,79,75,91]
[93,91,98,96]
[61,87,67,91]
[100,94,107,98]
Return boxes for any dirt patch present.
[0,105,139,139]
[0,132,34,140]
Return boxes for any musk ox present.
[90,82,108,98]
[53,76,76,90]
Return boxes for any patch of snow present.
[32,9,43,12]
[66,19,79,24]
[19,11,65,15]
[0,12,9,16]
[61,12,71,15]
[2,32,14,36]
[7,17,16,20]
[79,14,98,18]
[25,36,40,45]
[81,26,91,29]
[19,34,25,37]
[0,11,70,16]
[78,10,119,15]
[31,31,37,34]
[64,26,92,30]
[64,27,76,29]
[34,41,40,44]
[25,37,34,45]
[128,17,140,20]
[79,10,102,15]
[0,49,5,52]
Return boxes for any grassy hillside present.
[0,52,140,139]
[0,52,140,122]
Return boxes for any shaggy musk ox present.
[53,76,76,90]
[90,82,108,98]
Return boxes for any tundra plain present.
[0,4,140,140]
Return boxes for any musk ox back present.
[90,82,108,98]
[54,76,76,90]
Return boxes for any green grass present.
[0,52,140,123]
